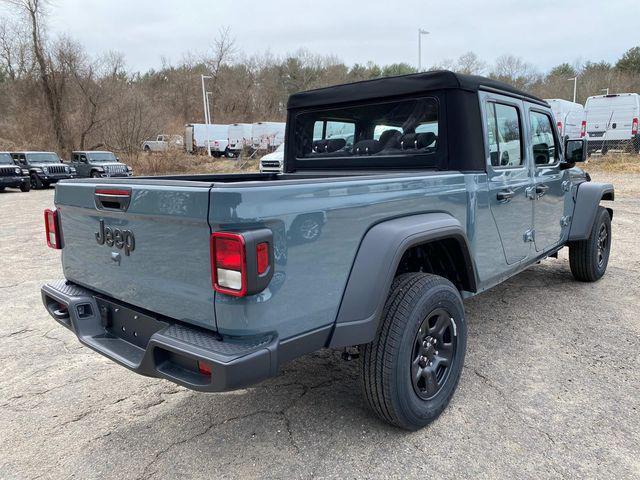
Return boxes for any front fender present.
[328,213,476,348]
[568,182,614,241]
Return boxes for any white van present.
[185,123,230,156]
[251,122,286,151]
[228,123,252,156]
[585,93,640,154]
[546,99,586,140]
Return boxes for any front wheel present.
[91,171,101,178]
[569,206,611,282]
[361,273,467,430]
[20,181,30,192]
[30,174,43,190]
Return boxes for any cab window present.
[486,102,523,168]
[529,111,558,165]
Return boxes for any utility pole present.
[418,29,429,71]
[201,75,213,156]
[567,76,577,103]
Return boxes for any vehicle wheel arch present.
[568,182,615,241]
[328,213,478,349]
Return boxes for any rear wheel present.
[361,273,467,430]
[569,206,611,282]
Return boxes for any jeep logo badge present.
[95,219,135,256]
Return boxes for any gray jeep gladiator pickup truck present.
[11,151,76,189]
[0,152,30,192]
[68,151,133,178]
[41,71,614,430]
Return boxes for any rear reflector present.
[198,361,212,376]
[44,208,61,249]
[211,232,247,296]
[95,189,131,196]
[256,242,269,275]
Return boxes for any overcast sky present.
[2,0,637,73]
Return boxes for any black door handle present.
[497,189,515,203]
[535,184,549,198]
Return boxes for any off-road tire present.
[569,206,611,282]
[91,171,101,178]
[19,182,30,192]
[30,173,43,190]
[361,273,467,430]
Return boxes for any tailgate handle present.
[95,188,131,211]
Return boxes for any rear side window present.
[529,111,558,165]
[295,97,439,162]
[486,102,523,168]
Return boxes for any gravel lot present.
[1,171,639,479]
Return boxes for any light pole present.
[418,29,429,72]
[567,76,577,103]
[206,91,213,156]
[201,75,213,156]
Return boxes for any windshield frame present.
[26,152,61,163]
[0,153,13,165]
[87,152,118,162]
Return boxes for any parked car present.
[546,98,586,140]
[0,151,29,192]
[41,71,613,430]
[585,93,640,154]
[11,151,75,189]
[68,151,133,178]
[251,121,286,151]
[259,143,285,173]
[142,134,183,152]
[228,123,253,156]
[184,124,232,157]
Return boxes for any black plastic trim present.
[568,182,615,241]
[329,213,477,348]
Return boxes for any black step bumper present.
[41,280,280,392]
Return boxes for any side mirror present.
[563,138,587,167]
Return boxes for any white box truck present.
[185,123,231,157]
[251,122,286,151]
[546,99,586,141]
[585,93,640,154]
[227,123,253,156]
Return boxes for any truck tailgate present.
[55,181,215,330]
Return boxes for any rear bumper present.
[41,280,282,392]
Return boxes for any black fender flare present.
[328,213,477,348]
[568,182,614,241]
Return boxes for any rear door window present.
[486,102,523,168]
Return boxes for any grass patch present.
[583,153,640,174]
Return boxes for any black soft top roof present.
[287,70,546,109]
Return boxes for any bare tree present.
[203,26,237,122]
[2,0,71,152]
[456,52,486,75]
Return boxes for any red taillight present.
[557,121,563,135]
[632,117,638,136]
[211,232,246,296]
[581,120,587,137]
[198,361,212,376]
[44,208,61,249]
[256,242,269,275]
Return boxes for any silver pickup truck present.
[41,71,613,429]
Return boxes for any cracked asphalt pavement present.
[1,171,639,479]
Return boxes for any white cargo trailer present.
[185,123,231,156]
[585,93,640,154]
[545,99,586,140]
[228,123,253,156]
[251,122,286,151]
